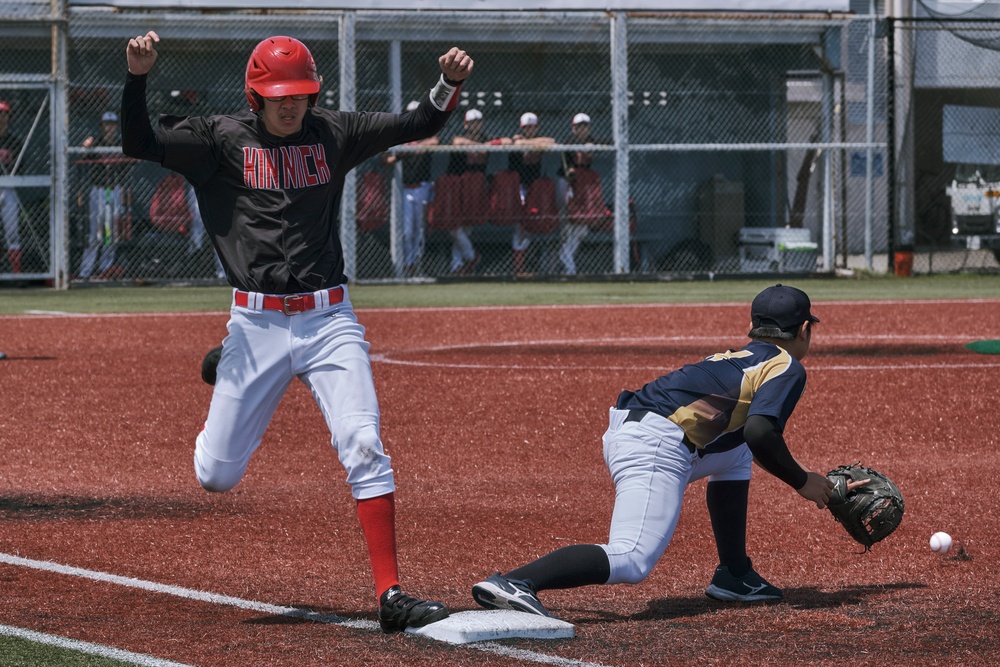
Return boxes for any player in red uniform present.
[122,31,472,633]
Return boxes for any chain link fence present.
[0,1,57,282]
[15,5,985,286]
[897,14,1000,274]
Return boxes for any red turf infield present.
[1,298,999,666]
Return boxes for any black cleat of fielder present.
[705,560,783,602]
[472,573,551,616]
[201,345,223,386]
[377,586,450,633]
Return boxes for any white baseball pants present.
[194,287,395,500]
[599,407,753,585]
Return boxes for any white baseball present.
[929,531,952,553]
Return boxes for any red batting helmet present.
[244,36,321,113]
[0,100,11,113]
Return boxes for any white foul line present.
[0,552,372,629]
[0,552,610,667]
[0,624,196,667]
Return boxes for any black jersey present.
[508,150,542,188]
[121,72,451,294]
[446,130,490,175]
[556,133,607,179]
[400,150,434,186]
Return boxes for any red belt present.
[234,286,344,315]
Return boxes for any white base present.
[405,609,575,644]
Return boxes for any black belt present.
[624,409,697,454]
[623,409,649,423]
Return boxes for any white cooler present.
[738,227,818,273]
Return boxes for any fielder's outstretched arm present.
[744,414,833,508]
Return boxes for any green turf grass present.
[0,634,144,666]
[0,273,997,315]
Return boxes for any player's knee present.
[196,471,238,493]
[337,422,393,491]
[605,548,656,585]
[345,423,381,451]
[195,462,240,493]
[340,424,383,470]
[193,444,244,493]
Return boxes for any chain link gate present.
[0,0,66,286]
[896,9,1000,274]
[3,5,908,286]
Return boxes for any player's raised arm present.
[121,31,163,161]
[127,31,160,76]
[438,47,474,83]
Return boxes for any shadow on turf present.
[566,582,926,625]
[0,493,239,521]
[242,606,369,626]
[0,355,57,361]
[239,583,929,629]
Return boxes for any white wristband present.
[429,74,460,111]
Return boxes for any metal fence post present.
[388,39,403,277]
[865,0,877,270]
[821,69,834,272]
[52,0,69,289]
[339,11,357,282]
[611,11,629,274]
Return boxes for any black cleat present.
[201,345,222,386]
[472,573,551,616]
[705,561,783,602]
[377,586,450,633]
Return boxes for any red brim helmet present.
[245,36,321,113]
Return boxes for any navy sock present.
[505,544,611,592]
[707,479,751,577]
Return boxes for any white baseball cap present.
[405,100,420,112]
[101,111,119,123]
[519,112,539,127]
[572,112,591,126]
[465,108,483,122]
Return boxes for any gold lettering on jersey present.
[243,145,332,189]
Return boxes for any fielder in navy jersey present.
[473,284,869,617]
[123,31,472,632]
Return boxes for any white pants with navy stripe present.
[599,407,753,585]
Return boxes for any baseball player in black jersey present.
[472,285,870,618]
[123,31,472,633]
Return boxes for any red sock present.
[356,493,400,602]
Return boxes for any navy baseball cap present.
[751,284,819,330]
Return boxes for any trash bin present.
[894,249,913,277]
